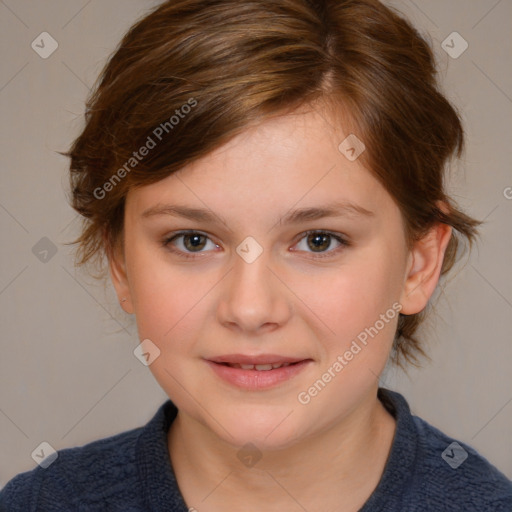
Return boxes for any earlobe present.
[399,222,452,315]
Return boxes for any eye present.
[162,229,350,260]
[162,230,219,259]
[292,230,350,258]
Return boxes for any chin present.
[208,405,307,452]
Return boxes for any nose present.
[216,246,292,334]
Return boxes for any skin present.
[109,103,452,511]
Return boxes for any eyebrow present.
[141,201,374,225]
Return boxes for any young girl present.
[2,0,511,510]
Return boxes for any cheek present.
[302,247,402,350]
[126,248,212,398]
[126,243,224,366]
[126,243,195,342]
[292,251,402,416]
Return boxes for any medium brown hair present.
[63,0,482,367]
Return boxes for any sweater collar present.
[136,398,187,510]
[359,388,419,511]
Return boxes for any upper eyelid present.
[166,230,220,245]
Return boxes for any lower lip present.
[205,360,311,390]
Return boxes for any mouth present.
[205,354,312,390]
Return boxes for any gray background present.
[1,0,511,487]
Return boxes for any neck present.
[167,386,396,512]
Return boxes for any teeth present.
[226,362,293,370]
[255,364,273,371]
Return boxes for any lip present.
[205,355,312,390]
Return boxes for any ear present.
[399,219,452,315]
[105,232,134,314]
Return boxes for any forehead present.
[125,108,395,224]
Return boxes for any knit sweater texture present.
[1,388,511,511]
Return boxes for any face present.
[111,105,434,450]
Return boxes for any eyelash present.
[161,230,351,260]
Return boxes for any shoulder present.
[380,388,512,511]
[0,424,144,511]
[412,414,512,510]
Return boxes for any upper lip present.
[207,354,309,365]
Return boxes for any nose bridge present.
[218,240,288,331]
[232,245,269,292]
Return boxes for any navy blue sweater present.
[1,388,511,511]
